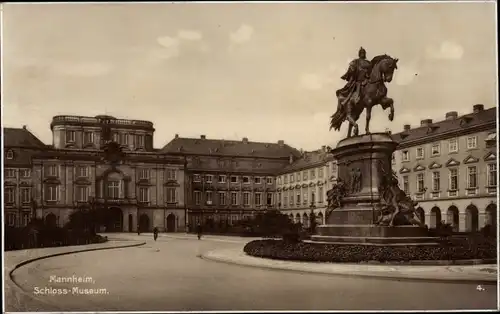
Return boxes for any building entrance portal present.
[166,214,176,232]
[106,207,123,232]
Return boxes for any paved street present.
[9,234,498,311]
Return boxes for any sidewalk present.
[202,246,498,285]
[5,239,145,312]
[107,232,263,243]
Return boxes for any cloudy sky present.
[2,2,497,150]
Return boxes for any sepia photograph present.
[2,1,498,312]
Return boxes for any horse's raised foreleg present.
[380,97,394,121]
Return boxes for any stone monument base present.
[311,225,439,246]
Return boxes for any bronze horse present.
[330,55,399,137]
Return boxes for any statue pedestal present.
[312,133,438,246]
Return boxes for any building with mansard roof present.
[160,135,302,228]
[391,104,497,232]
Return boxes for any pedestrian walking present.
[196,223,202,240]
[153,227,159,241]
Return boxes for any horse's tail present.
[329,109,345,131]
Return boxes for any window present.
[284,195,288,207]
[76,186,89,202]
[289,192,293,205]
[487,163,497,187]
[219,192,226,205]
[310,169,316,179]
[113,133,119,142]
[467,166,477,188]
[205,175,213,183]
[319,187,324,203]
[119,133,128,145]
[402,150,410,162]
[290,174,294,183]
[107,182,120,199]
[416,147,424,159]
[448,138,458,153]
[22,213,30,227]
[242,176,250,184]
[139,187,149,203]
[20,169,31,178]
[7,213,16,226]
[416,173,425,192]
[431,143,441,156]
[84,132,94,144]
[230,176,238,183]
[6,150,14,159]
[254,177,262,184]
[66,130,76,143]
[303,171,308,181]
[136,135,145,148]
[449,168,458,191]
[193,174,201,182]
[266,193,273,205]
[284,176,288,184]
[218,175,226,183]
[403,176,409,194]
[48,165,58,176]
[231,192,238,205]
[21,187,31,203]
[297,172,301,182]
[311,191,316,204]
[194,191,201,205]
[467,136,477,149]
[46,185,59,201]
[255,193,262,206]
[243,192,250,205]
[206,191,213,204]
[296,193,301,205]
[166,169,177,180]
[5,187,15,204]
[303,191,308,204]
[319,168,324,178]
[76,166,88,178]
[266,177,273,184]
[139,168,149,180]
[166,188,177,203]
[432,171,440,191]
[277,177,282,185]
[5,168,16,178]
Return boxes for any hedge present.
[243,238,497,263]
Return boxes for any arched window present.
[6,150,14,160]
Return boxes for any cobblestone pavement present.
[7,234,498,311]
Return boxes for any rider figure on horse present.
[336,47,372,108]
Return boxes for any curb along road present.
[5,240,146,312]
[201,248,498,286]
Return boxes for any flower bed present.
[243,239,497,263]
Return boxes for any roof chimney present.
[242,137,248,143]
[289,154,294,164]
[22,125,27,130]
[174,134,179,139]
[200,135,206,140]
[420,119,433,127]
[403,124,411,132]
[278,140,284,147]
[445,111,458,120]
[473,104,484,113]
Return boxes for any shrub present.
[243,238,497,263]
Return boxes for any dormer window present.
[243,176,250,184]
[6,150,14,160]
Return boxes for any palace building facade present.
[275,147,336,227]
[4,105,497,233]
[160,135,301,229]
[391,104,497,232]
[4,115,186,232]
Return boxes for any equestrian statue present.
[330,47,399,138]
